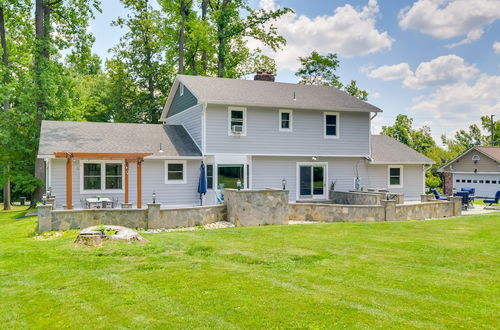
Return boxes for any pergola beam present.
[54,152,153,160]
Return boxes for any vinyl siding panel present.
[442,148,499,172]
[167,84,197,118]
[165,103,203,149]
[50,158,201,208]
[251,157,424,202]
[206,105,370,156]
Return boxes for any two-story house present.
[38,73,433,209]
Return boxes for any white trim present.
[165,160,187,184]
[146,156,203,160]
[278,109,293,132]
[206,153,370,158]
[388,165,403,189]
[227,106,247,136]
[446,171,500,175]
[323,112,340,139]
[179,83,184,96]
[46,158,51,189]
[205,101,381,113]
[295,162,328,201]
[160,77,202,120]
[437,146,500,172]
[369,161,434,165]
[79,160,125,195]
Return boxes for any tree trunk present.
[179,0,185,74]
[201,0,208,73]
[0,6,11,210]
[32,0,50,208]
[217,0,230,77]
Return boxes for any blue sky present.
[90,0,500,144]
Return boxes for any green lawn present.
[0,208,499,329]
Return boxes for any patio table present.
[85,197,112,209]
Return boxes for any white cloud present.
[410,74,500,126]
[368,55,478,89]
[368,63,412,81]
[399,0,500,47]
[255,0,394,71]
[494,41,500,54]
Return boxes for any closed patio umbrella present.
[198,161,207,205]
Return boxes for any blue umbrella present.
[198,161,207,205]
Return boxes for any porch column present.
[66,155,73,210]
[124,160,129,203]
[137,159,143,209]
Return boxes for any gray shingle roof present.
[371,135,434,164]
[175,74,382,113]
[38,121,202,157]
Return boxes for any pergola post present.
[137,159,143,209]
[65,155,73,210]
[124,160,129,204]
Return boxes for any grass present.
[0,208,499,328]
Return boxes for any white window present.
[179,83,184,96]
[388,166,403,188]
[228,106,247,136]
[80,160,124,194]
[279,109,293,132]
[165,160,187,184]
[324,112,339,138]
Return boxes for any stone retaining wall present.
[224,189,288,226]
[329,190,404,205]
[151,204,226,229]
[289,203,385,222]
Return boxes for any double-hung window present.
[228,107,246,136]
[324,112,339,138]
[81,161,123,193]
[206,164,214,189]
[388,166,403,188]
[279,109,293,132]
[165,160,186,184]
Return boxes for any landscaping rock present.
[143,221,235,233]
[75,225,145,247]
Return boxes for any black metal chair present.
[454,191,469,210]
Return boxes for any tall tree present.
[112,0,173,123]
[0,3,10,209]
[295,51,369,100]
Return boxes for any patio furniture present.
[460,187,475,205]
[483,191,500,206]
[215,190,224,204]
[432,189,448,200]
[86,197,112,209]
[453,191,470,210]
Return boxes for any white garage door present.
[454,174,500,198]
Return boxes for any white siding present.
[251,157,424,202]
[49,158,202,208]
[165,103,203,150]
[206,105,370,156]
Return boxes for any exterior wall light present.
[236,179,242,191]
[312,156,318,161]
[152,192,157,204]
[282,179,287,190]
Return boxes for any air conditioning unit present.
[231,125,243,134]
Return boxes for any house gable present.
[438,147,500,173]
[166,83,198,118]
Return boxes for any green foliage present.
[295,51,369,100]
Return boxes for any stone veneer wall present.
[289,203,385,222]
[224,189,289,226]
[396,200,461,221]
[150,205,226,229]
[329,190,404,205]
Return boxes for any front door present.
[299,164,326,200]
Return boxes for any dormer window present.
[279,109,293,132]
[228,107,247,136]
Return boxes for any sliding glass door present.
[299,164,326,199]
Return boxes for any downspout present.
[423,163,432,194]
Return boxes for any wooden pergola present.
[54,152,153,210]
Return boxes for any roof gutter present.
[370,112,378,120]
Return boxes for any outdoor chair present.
[79,198,88,209]
[215,190,224,204]
[460,187,475,205]
[432,189,448,200]
[483,191,500,206]
[453,191,469,210]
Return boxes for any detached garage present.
[438,146,500,198]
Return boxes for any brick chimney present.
[254,70,275,82]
